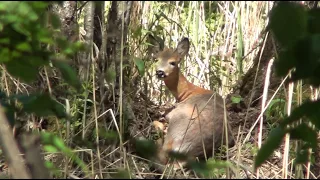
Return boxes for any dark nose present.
[156,70,165,78]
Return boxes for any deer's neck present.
[164,69,212,102]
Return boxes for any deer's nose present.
[156,70,166,78]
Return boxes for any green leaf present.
[56,37,69,50]
[44,161,62,178]
[0,48,10,62]
[281,100,320,129]
[5,14,20,23]
[43,145,59,153]
[289,123,317,149]
[278,35,320,86]
[48,12,61,29]
[187,160,210,178]
[133,58,145,76]
[269,2,307,47]
[36,29,53,44]
[71,41,86,52]
[30,1,48,12]
[294,144,311,165]
[132,26,142,38]
[265,98,285,118]
[202,159,232,178]
[231,95,242,104]
[106,67,116,83]
[0,91,7,99]
[97,129,119,142]
[134,139,158,160]
[53,136,68,152]
[206,158,232,169]
[40,132,89,175]
[187,158,233,178]
[52,60,82,91]
[0,2,11,11]
[254,127,286,169]
[0,38,9,45]
[40,131,53,145]
[112,169,131,179]
[308,8,320,34]
[16,42,32,52]
[17,2,34,18]
[167,151,188,161]
[4,59,39,83]
[13,93,67,118]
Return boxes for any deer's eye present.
[169,62,176,66]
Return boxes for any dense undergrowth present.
[0,1,320,179]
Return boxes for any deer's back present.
[162,93,234,159]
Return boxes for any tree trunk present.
[233,31,282,108]
[105,1,135,140]
[79,2,95,81]
[52,1,78,43]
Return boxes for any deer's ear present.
[175,37,190,58]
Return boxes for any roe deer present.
[153,37,235,169]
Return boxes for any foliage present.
[0,1,87,177]
[41,132,89,175]
[255,2,320,170]
[265,98,286,125]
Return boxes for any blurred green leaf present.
[13,93,67,118]
[0,91,7,99]
[231,95,242,104]
[281,100,320,129]
[254,127,286,170]
[16,42,32,52]
[52,60,82,91]
[167,151,188,161]
[4,59,39,83]
[289,123,317,149]
[43,145,59,153]
[30,1,48,11]
[40,132,89,175]
[275,34,320,85]
[133,58,145,76]
[187,158,232,178]
[0,48,10,62]
[294,144,311,165]
[206,158,232,169]
[44,161,62,178]
[36,29,53,44]
[308,8,320,34]
[269,2,307,47]
[52,135,70,153]
[265,98,285,119]
[56,37,69,50]
[134,139,158,160]
[48,12,61,29]
[97,129,119,142]
[132,26,142,38]
[0,37,10,45]
[112,169,131,179]
[0,2,10,11]
[17,2,36,20]
[5,14,20,23]
[106,67,117,83]
[187,160,210,178]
